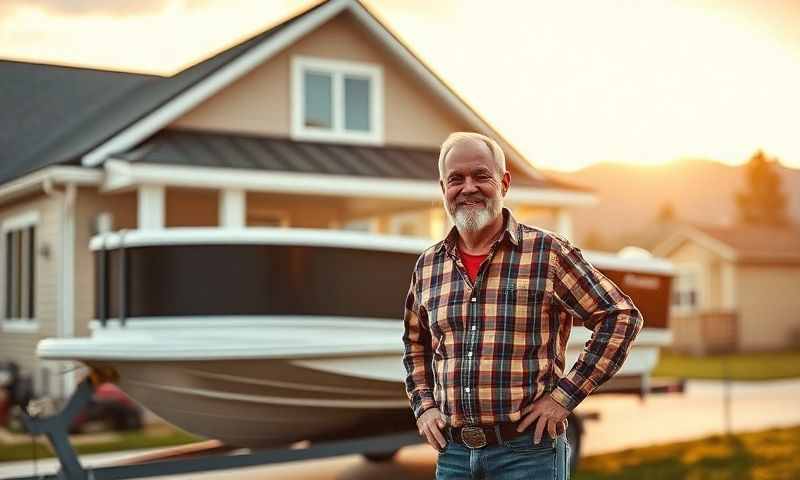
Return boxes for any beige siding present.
[171,12,468,148]
[74,188,138,338]
[665,240,720,354]
[665,240,718,310]
[166,188,219,227]
[0,192,62,395]
[246,192,347,228]
[736,264,800,351]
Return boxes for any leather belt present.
[447,422,530,449]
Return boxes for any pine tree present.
[735,150,789,227]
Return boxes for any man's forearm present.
[550,306,643,411]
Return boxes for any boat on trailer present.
[37,227,674,448]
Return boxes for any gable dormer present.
[170,11,467,149]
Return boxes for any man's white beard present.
[446,195,503,234]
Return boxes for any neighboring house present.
[652,222,800,354]
[0,0,595,399]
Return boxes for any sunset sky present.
[1,0,799,172]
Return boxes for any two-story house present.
[0,0,595,399]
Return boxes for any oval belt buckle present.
[461,426,488,449]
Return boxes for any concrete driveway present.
[2,378,799,479]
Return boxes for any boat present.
[37,227,674,447]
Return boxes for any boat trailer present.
[7,375,421,480]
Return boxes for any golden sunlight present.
[1,0,797,171]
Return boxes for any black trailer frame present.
[7,377,421,480]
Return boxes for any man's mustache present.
[456,195,488,205]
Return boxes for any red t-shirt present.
[458,248,488,284]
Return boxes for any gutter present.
[0,166,101,206]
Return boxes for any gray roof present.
[118,129,589,190]
[0,0,590,195]
[0,1,325,187]
[0,61,158,182]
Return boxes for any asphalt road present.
[2,378,799,479]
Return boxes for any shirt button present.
[465,387,471,393]
[470,297,476,303]
[467,351,473,357]
[471,325,476,331]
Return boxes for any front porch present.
[94,175,579,241]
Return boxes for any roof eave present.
[0,166,102,205]
[79,0,559,188]
[102,158,595,207]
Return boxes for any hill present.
[541,158,800,251]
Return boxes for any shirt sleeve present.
[401,260,437,420]
[548,236,644,411]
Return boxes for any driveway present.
[2,379,799,479]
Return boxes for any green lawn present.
[652,348,800,381]
[574,425,800,479]
[0,426,199,463]
[4,424,800,478]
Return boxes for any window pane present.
[5,232,11,319]
[13,231,21,318]
[304,71,333,129]
[671,290,680,306]
[344,76,371,132]
[20,229,29,318]
[28,226,35,319]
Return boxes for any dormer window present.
[291,56,383,144]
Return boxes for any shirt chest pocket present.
[426,297,465,336]
[497,287,550,333]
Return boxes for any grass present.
[3,424,800,478]
[651,348,800,381]
[0,425,199,463]
[574,425,800,480]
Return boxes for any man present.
[402,132,644,479]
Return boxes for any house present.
[0,0,595,399]
[652,222,800,354]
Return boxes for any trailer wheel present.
[565,413,582,473]
[363,450,398,462]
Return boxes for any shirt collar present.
[436,207,520,255]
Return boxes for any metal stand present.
[10,377,420,480]
[20,377,94,480]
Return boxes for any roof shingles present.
[118,129,574,190]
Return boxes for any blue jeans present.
[436,431,571,479]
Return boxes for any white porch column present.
[721,261,737,310]
[554,208,573,241]
[138,185,165,229]
[219,189,246,228]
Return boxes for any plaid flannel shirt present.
[402,207,643,427]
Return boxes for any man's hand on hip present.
[417,407,447,450]
[516,395,570,444]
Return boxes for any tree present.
[735,150,790,227]
[655,201,677,224]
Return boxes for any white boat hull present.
[39,317,670,446]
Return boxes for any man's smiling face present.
[439,139,510,234]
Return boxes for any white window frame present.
[1,210,40,333]
[291,56,384,145]
[671,263,703,315]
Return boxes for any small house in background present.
[652,223,800,354]
[0,0,594,400]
